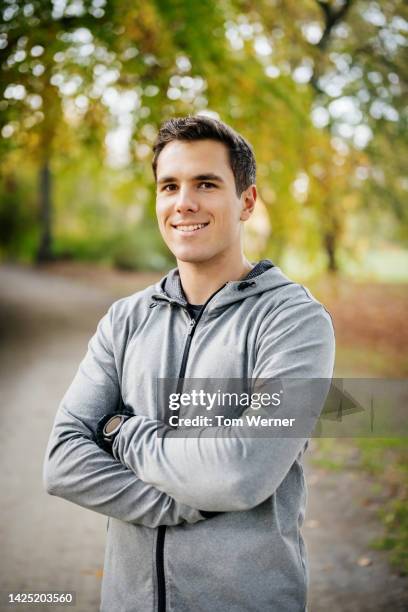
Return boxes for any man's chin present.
[173,250,214,265]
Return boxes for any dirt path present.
[0,263,406,612]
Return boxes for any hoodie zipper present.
[156,284,226,612]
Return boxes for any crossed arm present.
[112,300,335,512]
[44,299,335,521]
[43,310,205,528]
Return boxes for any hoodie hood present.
[150,259,296,312]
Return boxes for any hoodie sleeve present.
[42,308,205,528]
[112,297,335,512]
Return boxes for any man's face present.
[155,139,255,265]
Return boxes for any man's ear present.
[240,185,257,221]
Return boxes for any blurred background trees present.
[1,1,407,581]
[0,0,407,275]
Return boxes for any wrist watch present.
[102,414,129,446]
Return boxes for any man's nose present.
[175,187,199,213]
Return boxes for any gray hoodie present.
[43,261,335,612]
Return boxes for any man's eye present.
[163,184,177,192]
[199,182,216,189]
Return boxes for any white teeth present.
[175,223,207,232]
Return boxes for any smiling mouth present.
[172,222,210,233]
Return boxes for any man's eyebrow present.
[193,173,225,183]
[157,176,177,185]
[157,173,225,185]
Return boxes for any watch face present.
[104,415,123,436]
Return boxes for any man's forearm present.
[43,407,205,528]
[112,411,310,512]
[43,308,205,528]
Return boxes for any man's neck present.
[177,254,254,305]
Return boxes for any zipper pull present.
[188,318,196,335]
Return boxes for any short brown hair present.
[152,115,256,196]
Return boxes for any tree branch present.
[310,0,354,94]
[316,0,353,50]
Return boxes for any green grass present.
[282,245,408,284]
[372,499,408,575]
[356,438,408,475]
[310,438,350,471]
[343,248,408,283]
[312,437,408,575]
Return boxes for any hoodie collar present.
[151,259,275,308]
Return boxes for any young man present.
[43,115,335,612]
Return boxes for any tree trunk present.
[0,172,18,250]
[36,160,53,262]
[324,229,338,273]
